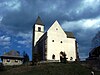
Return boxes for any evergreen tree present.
[23,51,29,64]
[60,51,67,63]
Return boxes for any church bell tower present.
[33,16,44,47]
[32,16,44,62]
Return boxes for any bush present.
[0,63,4,71]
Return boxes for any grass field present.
[0,62,100,75]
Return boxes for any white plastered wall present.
[34,24,44,46]
[3,59,23,66]
[46,21,76,61]
[66,38,76,61]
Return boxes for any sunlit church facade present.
[32,16,79,62]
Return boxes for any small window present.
[60,41,63,43]
[52,54,55,59]
[7,59,10,62]
[38,27,41,32]
[52,40,54,42]
[15,60,18,62]
[56,28,58,30]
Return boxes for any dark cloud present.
[1,11,34,33]
[1,0,100,33]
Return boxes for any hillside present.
[0,62,100,75]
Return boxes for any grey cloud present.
[62,18,100,59]
[1,0,100,33]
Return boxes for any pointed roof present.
[0,50,23,58]
[4,50,20,56]
[35,16,44,25]
[47,20,63,31]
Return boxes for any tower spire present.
[35,16,44,25]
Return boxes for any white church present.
[32,16,79,62]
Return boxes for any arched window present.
[52,54,55,59]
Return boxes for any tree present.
[92,31,100,48]
[60,51,67,63]
[23,51,29,64]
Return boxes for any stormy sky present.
[0,0,100,60]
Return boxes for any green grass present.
[0,62,100,75]
[24,63,88,75]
